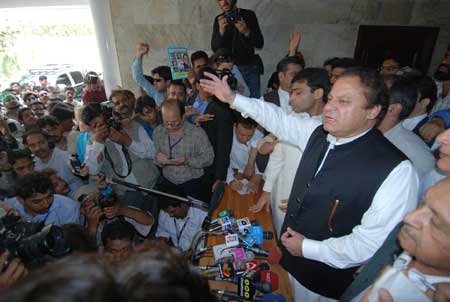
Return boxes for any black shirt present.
[211,8,264,66]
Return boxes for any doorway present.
[354,25,440,74]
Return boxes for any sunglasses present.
[153,78,163,83]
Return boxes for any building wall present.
[109,0,450,94]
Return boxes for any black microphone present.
[244,245,270,257]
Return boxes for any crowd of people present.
[1,0,450,301]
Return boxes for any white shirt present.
[431,81,450,113]
[226,127,264,183]
[278,88,292,114]
[402,114,427,131]
[384,123,435,180]
[34,147,84,197]
[84,124,156,182]
[231,93,419,269]
[155,206,207,252]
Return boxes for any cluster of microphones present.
[197,209,286,302]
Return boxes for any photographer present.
[212,48,250,97]
[4,171,80,225]
[211,0,264,98]
[80,190,153,244]
[82,90,159,204]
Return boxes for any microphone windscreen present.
[258,262,270,271]
[255,281,272,294]
[261,271,279,292]
[233,259,247,272]
[245,250,255,261]
[268,246,282,265]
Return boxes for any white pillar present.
[88,0,121,95]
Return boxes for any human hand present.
[85,203,103,228]
[200,72,236,104]
[243,163,255,179]
[103,202,125,219]
[0,254,28,290]
[109,127,132,146]
[93,122,109,143]
[249,191,271,213]
[281,227,304,257]
[218,15,228,34]
[419,120,445,142]
[156,152,170,165]
[278,199,288,212]
[230,180,243,191]
[259,141,276,155]
[235,17,249,35]
[183,106,198,118]
[166,158,187,166]
[136,43,150,58]
[247,174,261,194]
[435,283,450,302]
[289,30,301,56]
[194,114,215,125]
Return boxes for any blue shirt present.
[132,58,165,107]
[5,194,80,226]
[188,94,209,124]
[77,131,90,163]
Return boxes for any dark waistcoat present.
[280,127,406,299]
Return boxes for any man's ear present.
[366,104,383,120]
[313,88,324,101]
[278,71,284,83]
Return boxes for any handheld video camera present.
[224,9,240,24]
[0,212,70,269]
[100,101,122,131]
[218,69,238,91]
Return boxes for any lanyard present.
[168,134,183,159]
[174,217,190,246]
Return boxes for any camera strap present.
[104,144,132,178]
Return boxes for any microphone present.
[244,245,270,257]
[260,271,279,292]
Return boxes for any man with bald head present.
[341,128,450,301]
[153,99,214,202]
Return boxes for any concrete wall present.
[109,0,450,94]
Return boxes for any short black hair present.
[276,56,304,74]
[62,223,98,253]
[292,68,331,103]
[235,115,257,129]
[23,128,49,146]
[18,107,33,123]
[15,171,54,199]
[331,57,358,70]
[190,50,209,66]
[37,115,60,129]
[151,66,172,81]
[135,95,157,114]
[157,184,187,210]
[10,81,20,87]
[323,57,339,67]
[39,75,47,81]
[81,103,102,125]
[7,149,32,166]
[101,220,136,247]
[389,77,418,120]
[49,103,74,122]
[64,86,75,93]
[23,92,37,102]
[197,66,218,83]
[415,76,438,113]
[169,80,187,92]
